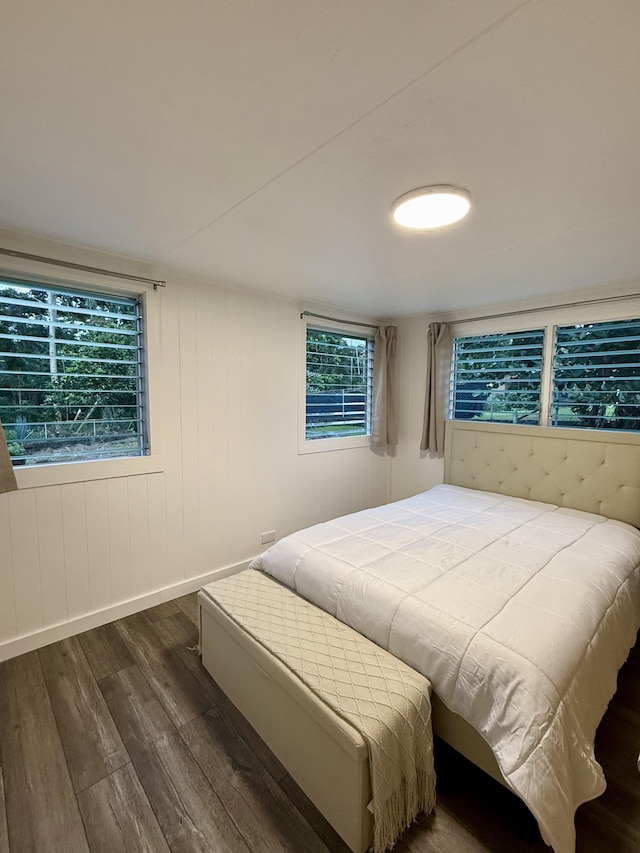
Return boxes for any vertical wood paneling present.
[106,478,131,604]
[178,280,201,579]
[242,293,262,542]
[147,472,170,590]
[344,451,356,516]
[195,283,216,574]
[35,485,67,627]
[8,489,42,635]
[160,283,185,581]
[272,305,302,536]
[61,483,91,619]
[84,479,112,611]
[252,297,288,549]
[224,294,248,557]
[127,476,150,598]
[211,289,232,567]
[0,495,17,643]
[0,255,391,655]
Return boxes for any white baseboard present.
[0,559,252,663]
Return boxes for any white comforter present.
[251,485,640,853]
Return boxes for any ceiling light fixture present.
[391,185,472,230]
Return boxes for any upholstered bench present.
[198,570,435,853]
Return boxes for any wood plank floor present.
[0,593,638,853]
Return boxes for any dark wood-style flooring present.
[0,593,638,853]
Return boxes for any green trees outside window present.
[0,279,146,465]
[452,318,640,431]
[553,319,640,430]
[305,328,373,439]
[452,329,544,424]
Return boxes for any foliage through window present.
[0,279,147,466]
[552,318,640,430]
[305,327,374,440]
[451,329,544,425]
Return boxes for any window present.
[451,329,545,425]
[552,317,640,430]
[451,312,640,434]
[304,325,374,443]
[0,278,147,467]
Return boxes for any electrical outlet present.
[261,530,276,545]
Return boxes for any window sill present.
[298,434,371,455]
[14,454,164,489]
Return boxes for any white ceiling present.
[2,0,640,317]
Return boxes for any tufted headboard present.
[444,420,640,528]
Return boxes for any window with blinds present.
[552,318,640,431]
[305,327,374,439]
[451,329,545,425]
[0,279,147,466]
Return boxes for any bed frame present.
[200,420,640,848]
[438,420,640,784]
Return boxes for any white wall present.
[389,314,444,502]
[0,232,391,660]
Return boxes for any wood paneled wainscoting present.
[0,593,638,852]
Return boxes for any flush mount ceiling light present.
[391,185,472,230]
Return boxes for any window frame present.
[449,299,640,433]
[298,317,374,454]
[0,257,163,488]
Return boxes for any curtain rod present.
[0,247,167,290]
[453,290,640,325]
[301,310,378,330]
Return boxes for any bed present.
[246,421,640,853]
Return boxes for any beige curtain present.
[371,325,398,448]
[420,322,452,455]
[0,419,18,494]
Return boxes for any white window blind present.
[552,317,640,431]
[0,279,147,466]
[305,327,374,440]
[451,329,545,424]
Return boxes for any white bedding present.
[250,485,640,853]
